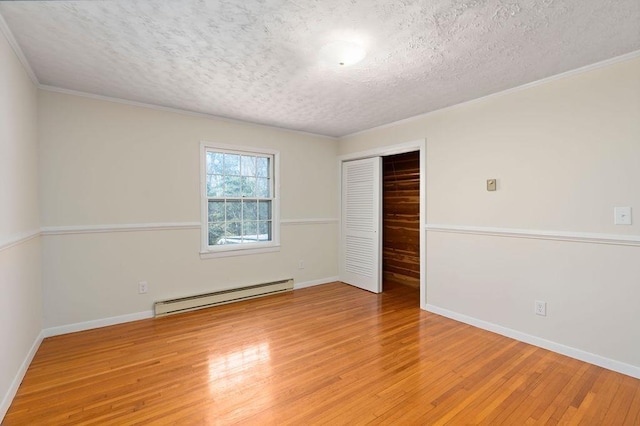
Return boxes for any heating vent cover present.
[154,279,293,317]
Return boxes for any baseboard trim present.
[42,278,339,337]
[43,311,154,338]
[426,224,640,247]
[1,331,44,421]
[424,304,640,379]
[5,276,335,419]
[294,276,339,290]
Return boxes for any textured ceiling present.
[1,0,639,137]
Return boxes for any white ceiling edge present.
[39,84,338,141]
[0,10,38,85]
[1,12,335,141]
[34,49,640,141]
[2,8,638,141]
[342,49,640,140]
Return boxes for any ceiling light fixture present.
[319,40,367,67]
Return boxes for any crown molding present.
[0,11,39,85]
[3,5,638,141]
[38,84,338,141]
[342,50,640,139]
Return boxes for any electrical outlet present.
[298,260,305,269]
[535,300,546,316]
[138,281,148,294]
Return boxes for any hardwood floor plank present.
[4,282,639,425]
[622,384,640,425]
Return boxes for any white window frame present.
[200,141,280,259]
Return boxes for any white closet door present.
[340,157,382,293]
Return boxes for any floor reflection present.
[208,342,271,394]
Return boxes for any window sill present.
[199,244,281,259]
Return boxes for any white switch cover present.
[614,207,632,225]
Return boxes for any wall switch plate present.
[138,281,148,294]
[535,300,546,316]
[298,260,305,269]
[487,179,497,191]
[614,207,632,225]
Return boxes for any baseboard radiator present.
[154,279,294,317]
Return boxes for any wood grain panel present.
[383,151,420,288]
[4,282,639,424]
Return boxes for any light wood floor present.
[5,282,640,425]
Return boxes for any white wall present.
[0,30,42,417]
[2,27,638,421]
[38,91,339,328]
[339,57,640,371]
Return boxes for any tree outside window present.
[205,150,274,247]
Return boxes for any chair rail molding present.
[426,224,640,247]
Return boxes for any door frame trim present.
[337,139,427,309]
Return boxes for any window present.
[200,142,280,258]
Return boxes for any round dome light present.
[319,41,366,67]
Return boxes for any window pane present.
[203,148,276,251]
[208,223,224,246]
[241,156,256,177]
[257,157,269,178]
[225,201,242,222]
[224,175,242,197]
[258,221,272,241]
[224,154,241,176]
[207,175,224,197]
[241,177,256,197]
[208,201,225,223]
[243,200,258,221]
[225,222,242,244]
[256,178,270,198]
[208,152,224,175]
[243,221,258,242]
[258,200,271,220]
[206,152,214,174]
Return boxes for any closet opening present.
[382,151,420,295]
